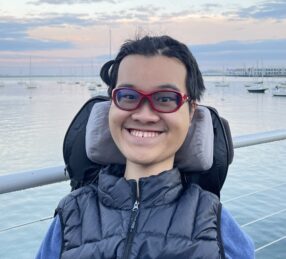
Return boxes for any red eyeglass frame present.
[112,87,190,113]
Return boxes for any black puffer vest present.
[56,165,225,259]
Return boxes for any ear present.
[189,101,197,123]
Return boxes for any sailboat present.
[272,85,286,97]
[247,80,268,93]
[215,80,229,87]
[0,80,5,87]
[26,56,37,89]
[215,67,229,87]
[88,29,110,96]
[246,63,268,93]
[247,86,268,93]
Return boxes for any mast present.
[109,28,112,59]
[29,56,31,87]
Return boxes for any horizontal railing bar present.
[0,216,53,233]
[0,166,68,194]
[232,129,286,148]
[223,182,286,203]
[255,235,286,252]
[241,208,286,227]
[1,129,286,194]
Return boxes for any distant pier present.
[226,67,286,77]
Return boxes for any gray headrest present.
[86,101,214,172]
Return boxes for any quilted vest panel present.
[56,168,224,259]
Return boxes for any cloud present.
[0,8,168,53]
[190,38,286,68]
[235,0,286,20]
[0,38,73,51]
[191,39,286,53]
[0,13,94,32]
[90,5,167,24]
[35,13,94,26]
[200,3,222,12]
[129,5,162,16]
[0,16,80,51]
[29,0,115,5]
[0,21,28,38]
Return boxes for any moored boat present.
[247,85,268,93]
[215,81,229,87]
[272,85,286,97]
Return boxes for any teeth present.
[130,130,160,138]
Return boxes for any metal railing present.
[1,129,286,195]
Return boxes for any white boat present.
[215,81,229,87]
[26,81,38,89]
[87,81,103,91]
[245,62,264,88]
[246,71,267,93]
[87,83,97,91]
[26,57,38,89]
[57,80,65,85]
[276,82,286,88]
[89,86,108,97]
[18,79,25,85]
[215,67,229,87]
[247,85,268,93]
[272,86,286,97]
[245,81,263,87]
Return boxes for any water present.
[0,76,286,258]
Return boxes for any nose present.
[131,99,160,123]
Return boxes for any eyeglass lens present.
[114,88,182,112]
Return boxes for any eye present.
[154,92,178,104]
[121,94,136,100]
[117,90,139,102]
[156,96,176,102]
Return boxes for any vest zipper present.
[122,200,139,259]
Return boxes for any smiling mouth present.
[128,129,162,138]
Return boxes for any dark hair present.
[100,35,205,101]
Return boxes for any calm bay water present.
[0,76,286,258]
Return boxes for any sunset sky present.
[1,0,286,75]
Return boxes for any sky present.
[0,0,286,76]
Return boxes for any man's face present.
[109,54,193,171]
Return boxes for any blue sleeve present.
[221,207,255,259]
[36,215,62,259]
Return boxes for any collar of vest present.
[97,165,183,209]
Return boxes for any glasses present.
[112,87,190,113]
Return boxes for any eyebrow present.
[157,84,180,91]
[116,83,180,91]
